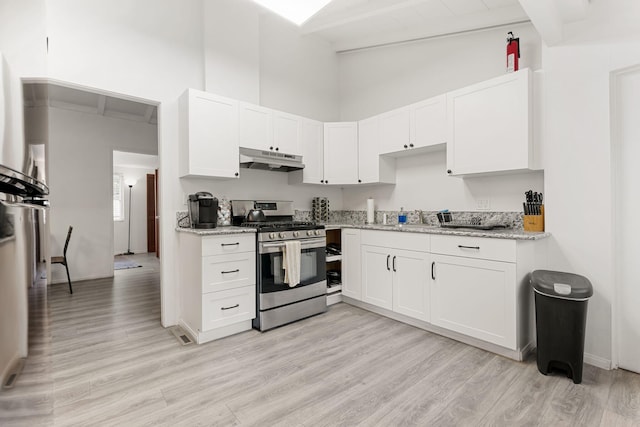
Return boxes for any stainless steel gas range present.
[231,200,327,331]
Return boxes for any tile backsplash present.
[178,209,524,230]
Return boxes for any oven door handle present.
[260,237,326,252]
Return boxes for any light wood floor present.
[1,252,639,426]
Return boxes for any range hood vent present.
[239,147,304,172]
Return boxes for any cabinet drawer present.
[201,285,256,331]
[430,235,515,262]
[202,234,255,257]
[361,230,429,252]
[202,253,256,293]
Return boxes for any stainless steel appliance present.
[231,200,326,331]
[188,192,218,229]
[0,167,49,388]
[238,147,304,172]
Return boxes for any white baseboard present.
[584,353,612,370]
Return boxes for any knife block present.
[524,205,544,232]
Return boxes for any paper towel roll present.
[367,198,375,224]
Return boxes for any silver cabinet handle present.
[221,304,239,310]
[458,245,480,250]
[221,242,240,247]
[221,269,239,274]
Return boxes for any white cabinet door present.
[341,228,362,300]
[239,102,272,151]
[273,111,302,155]
[324,122,358,185]
[361,245,393,310]
[379,107,411,154]
[358,116,379,184]
[446,69,531,176]
[298,119,324,184]
[392,249,430,322]
[412,94,446,149]
[179,89,239,179]
[430,254,517,349]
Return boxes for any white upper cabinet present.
[273,111,302,155]
[323,122,358,185]
[446,69,533,176]
[358,116,395,184]
[289,118,324,185]
[238,102,302,155]
[379,107,411,154]
[179,89,239,179]
[378,94,446,156]
[412,95,447,149]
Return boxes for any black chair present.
[52,226,73,294]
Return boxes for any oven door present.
[258,237,326,293]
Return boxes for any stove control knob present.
[314,230,321,236]
[293,231,300,237]
[307,230,313,236]
[269,233,276,239]
[279,232,286,238]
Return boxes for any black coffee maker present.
[188,192,218,229]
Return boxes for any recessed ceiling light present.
[251,0,334,26]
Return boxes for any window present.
[113,174,124,221]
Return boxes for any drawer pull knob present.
[458,245,480,250]
[221,304,240,311]
[221,269,240,274]
[221,242,240,247]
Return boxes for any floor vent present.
[2,359,25,389]
[170,326,193,346]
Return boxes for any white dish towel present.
[283,240,301,287]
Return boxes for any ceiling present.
[300,0,531,52]
[23,83,158,125]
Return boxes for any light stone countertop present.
[175,226,257,236]
[321,223,550,240]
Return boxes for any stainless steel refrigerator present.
[0,54,50,388]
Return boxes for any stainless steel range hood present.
[239,147,304,172]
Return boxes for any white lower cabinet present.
[360,231,430,322]
[392,249,431,321]
[341,228,362,300]
[430,254,516,349]
[344,228,543,360]
[179,232,256,344]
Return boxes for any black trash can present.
[531,270,593,384]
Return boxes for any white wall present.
[113,164,157,255]
[180,168,343,213]
[338,22,542,121]
[0,0,47,384]
[344,150,543,212]
[340,23,544,212]
[48,108,157,284]
[258,14,340,122]
[44,0,341,326]
[537,0,640,367]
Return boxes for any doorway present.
[113,151,159,270]
[612,65,640,374]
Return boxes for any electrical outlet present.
[477,199,490,210]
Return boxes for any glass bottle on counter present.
[218,196,231,226]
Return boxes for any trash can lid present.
[530,270,593,300]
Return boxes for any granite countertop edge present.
[322,223,550,240]
[175,226,257,235]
